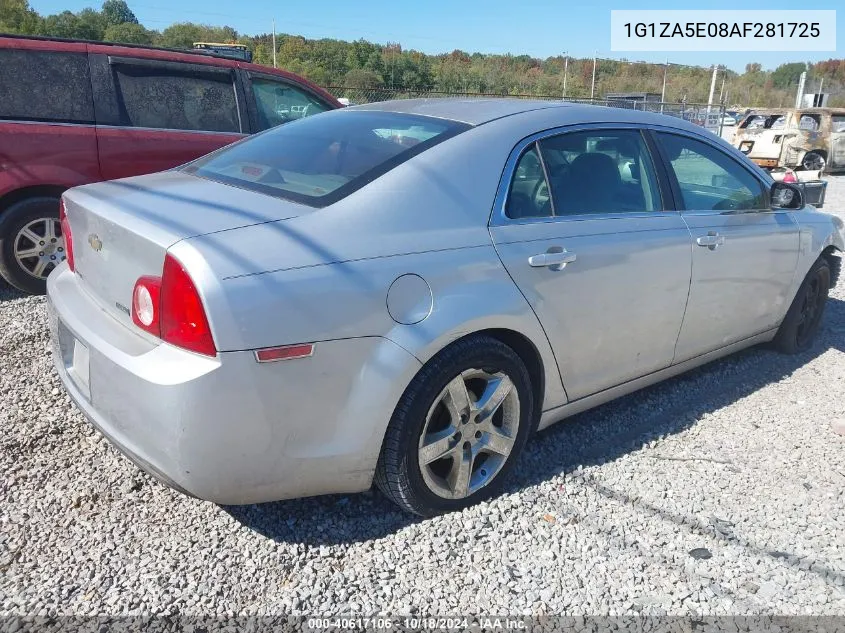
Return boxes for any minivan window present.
[185,111,469,207]
[656,133,766,212]
[251,78,330,130]
[113,65,240,133]
[0,49,94,124]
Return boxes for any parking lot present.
[2,177,844,617]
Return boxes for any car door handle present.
[696,233,726,250]
[528,250,577,269]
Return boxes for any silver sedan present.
[47,99,844,516]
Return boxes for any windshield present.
[184,111,470,207]
[741,113,787,130]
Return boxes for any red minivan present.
[0,35,341,294]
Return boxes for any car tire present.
[0,197,64,295]
[374,334,535,517]
[772,257,830,354]
[801,151,826,173]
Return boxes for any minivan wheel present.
[375,335,534,517]
[772,257,830,354]
[801,151,826,173]
[0,197,64,295]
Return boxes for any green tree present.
[0,0,42,33]
[101,0,137,26]
[771,62,807,89]
[103,22,152,44]
[343,68,384,89]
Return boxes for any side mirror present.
[771,181,804,210]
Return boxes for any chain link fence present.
[323,86,728,137]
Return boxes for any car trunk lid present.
[62,170,308,328]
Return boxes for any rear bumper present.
[47,264,421,504]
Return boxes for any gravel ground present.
[2,178,845,619]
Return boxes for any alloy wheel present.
[14,218,66,280]
[418,368,521,499]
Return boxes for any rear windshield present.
[184,111,470,207]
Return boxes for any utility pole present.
[706,64,719,115]
[272,18,277,68]
[562,52,568,99]
[590,52,597,100]
[660,59,668,113]
[795,70,807,108]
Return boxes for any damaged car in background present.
[733,107,845,173]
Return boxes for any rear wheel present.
[375,335,535,517]
[772,257,830,354]
[0,197,64,295]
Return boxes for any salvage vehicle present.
[0,34,340,294]
[48,100,844,516]
[733,107,845,173]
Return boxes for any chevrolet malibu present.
[48,100,844,516]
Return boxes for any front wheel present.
[0,197,65,295]
[375,335,535,516]
[801,151,826,173]
[772,257,830,354]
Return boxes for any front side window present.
[741,113,787,130]
[535,129,662,216]
[251,78,330,130]
[185,111,469,207]
[655,132,766,212]
[832,115,845,133]
[113,64,240,133]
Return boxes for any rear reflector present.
[255,343,314,363]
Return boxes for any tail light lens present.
[130,254,217,357]
[59,200,74,272]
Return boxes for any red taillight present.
[59,200,74,272]
[782,170,798,183]
[160,254,217,357]
[130,254,216,357]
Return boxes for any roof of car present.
[348,98,575,125]
[348,98,715,133]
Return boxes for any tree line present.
[2,0,843,107]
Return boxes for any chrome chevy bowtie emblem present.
[88,234,102,252]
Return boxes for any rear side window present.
[251,77,330,130]
[797,114,820,131]
[184,111,469,207]
[112,63,240,133]
[0,49,93,124]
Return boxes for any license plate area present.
[55,317,91,401]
